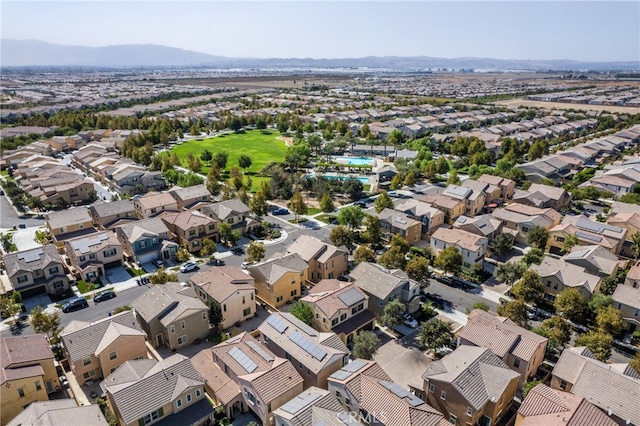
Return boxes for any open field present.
[495,98,640,114]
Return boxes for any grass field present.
[172,130,287,176]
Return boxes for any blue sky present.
[2,1,638,62]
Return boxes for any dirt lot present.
[495,98,640,115]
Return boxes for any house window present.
[522,226,530,233]
[498,395,504,405]
[103,248,116,257]
[83,370,96,379]
[83,357,92,366]
[560,380,567,390]
[223,304,227,312]
[79,255,86,262]
[49,266,59,274]
[617,303,622,309]
[243,308,251,316]
[242,296,245,304]
[181,320,185,329]
[142,408,164,424]
[352,306,358,314]
[17,275,28,283]
[307,369,311,376]
[177,399,182,408]
[208,224,215,230]
[514,359,521,368]
[634,309,639,317]
[429,383,435,393]
[263,335,270,343]
[467,406,473,417]
[291,290,297,297]
[196,389,202,398]
[556,236,565,243]
[186,393,192,403]
[177,335,188,345]
[340,313,347,321]
[268,402,272,413]
[109,351,117,360]
[332,318,339,326]
[449,414,457,424]
[285,352,291,360]
[245,389,257,405]
[189,230,196,236]
[53,281,64,289]
[170,325,175,333]
[139,241,146,249]
[35,381,42,391]
[89,254,96,260]
[441,390,446,400]
[336,390,342,398]
[18,388,25,398]
[291,277,296,284]
[345,398,351,407]
[276,296,283,303]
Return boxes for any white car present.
[179,262,198,273]
[402,313,418,328]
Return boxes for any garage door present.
[137,252,158,264]
[20,285,47,299]
[104,260,122,269]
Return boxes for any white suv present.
[179,261,198,273]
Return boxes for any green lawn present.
[171,130,287,177]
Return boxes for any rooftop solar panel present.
[246,341,274,362]
[266,315,288,334]
[20,248,44,263]
[342,359,367,373]
[338,288,365,307]
[575,231,602,243]
[228,346,257,373]
[329,370,352,381]
[280,391,323,414]
[289,331,327,361]
[379,380,424,407]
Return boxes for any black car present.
[271,207,290,215]
[62,297,89,313]
[94,290,116,303]
[208,258,225,266]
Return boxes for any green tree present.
[246,241,266,263]
[389,175,402,190]
[418,318,454,351]
[359,123,371,139]
[575,330,612,362]
[511,270,544,305]
[214,151,229,170]
[561,234,579,254]
[218,223,236,247]
[290,301,314,325]
[388,129,405,146]
[259,180,273,200]
[631,232,640,259]
[446,170,461,186]
[380,300,405,329]
[436,157,449,174]
[319,193,335,214]
[87,189,99,203]
[249,191,269,217]
[523,380,542,399]
[361,215,381,244]
[405,257,431,287]
[289,192,308,222]
[390,235,411,254]
[598,276,618,296]
[238,155,252,172]
[630,352,640,374]
[527,225,549,250]
[434,246,462,274]
[149,267,179,284]
[187,153,203,173]
[378,246,408,270]
[338,205,365,230]
[495,261,528,286]
[589,293,613,313]
[497,299,529,328]
[207,299,224,332]
[352,330,381,360]
[374,191,394,213]
[539,317,572,350]
[472,302,489,311]
[176,247,191,262]
[29,306,61,340]
[200,149,213,162]
[0,296,21,322]
[490,233,514,256]
[554,288,588,323]
[353,245,376,265]
[522,247,544,266]
[404,171,417,187]
[595,305,624,338]
[329,225,354,249]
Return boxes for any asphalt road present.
[425,278,499,313]
[0,195,45,228]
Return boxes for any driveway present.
[104,266,132,284]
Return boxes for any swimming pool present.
[333,156,375,166]
[318,174,370,184]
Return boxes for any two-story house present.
[89,199,137,230]
[200,198,258,235]
[607,212,640,258]
[454,214,506,241]
[530,256,602,302]
[132,191,179,219]
[131,282,209,351]
[458,310,548,388]
[100,354,212,426]
[443,184,487,217]
[3,244,70,298]
[191,332,303,426]
[626,265,640,289]
[189,267,256,330]
[349,262,421,315]
[490,203,561,245]
[418,193,466,223]
[1,335,62,425]
[612,285,640,333]
[248,253,309,308]
[422,346,520,426]
[161,210,218,252]
[59,310,147,386]
[375,208,422,244]
[285,235,348,283]
[512,183,571,211]
[258,313,350,390]
[45,207,97,248]
[394,198,446,239]
[169,184,212,210]
[301,279,375,346]
[430,227,489,271]
[328,359,443,426]
[476,174,516,201]
[547,216,627,255]
[562,245,620,278]
[115,217,178,265]
[64,231,124,282]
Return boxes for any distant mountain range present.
[2,39,638,71]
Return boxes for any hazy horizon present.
[2,1,639,62]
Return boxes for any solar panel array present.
[575,231,602,243]
[379,380,424,407]
[266,315,289,333]
[71,232,110,254]
[446,185,471,198]
[342,359,367,373]
[20,248,44,263]
[329,369,353,381]
[576,217,624,234]
[289,331,327,361]
[279,391,323,414]
[228,346,258,373]
[338,288,365,307]
[246,340,274,362]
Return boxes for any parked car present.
[232,247,245,255]
[354,200,367,208]
[94,290,116,303]
[241,261,252,270]
[388,191,399,197]
[208,258,225,266]
[18,223,26,229]
[401,312,418,328]
[271,207,290,215]
[152,259,164,268]
[62,297,89,313]
[59,375,69,388]
[179,261,199,273]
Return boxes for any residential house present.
[131,282,209,351]
[132,191,179,219]
[301,279,375,346]
[375,208,422,244]
[607,212,640,258]
[64,231,124,282]
[430,227,489,271]
[285,235,348,283]
[248,253,309,308]
[258,312,350,390]
[0,335,61,425]
[394,198,446,239]
[458,310,548,388]
[191,332,303,426]
[547,216,627,255]
[516,384,618,426]
[328,359,443,426]
[7,400,109,426]
[626,265,640,288]
[422,345,520,426]
[530,256,602,302]
[562,245,620,278]
[273,386,363,426]
[169,184,212,210]
[162,210,218,252]
[418,193,466,223]
[443,184,487,217]
[512,183,571,211]
[3,245,70,298]
[59,311,147,386]
[115,217,178,264]
[200,198,258,236]
[349,262,421,315]
[45,207,96,247]
[612,284,640,333]
[30,178,95,207]
[89,200,137,230]
[550,346,640,426]
[100,354,212,426]
[189,267,256,330]
[462,179,502,206]
[453,214,505,241]
[491,203,562,245]
[477,174,516,201]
